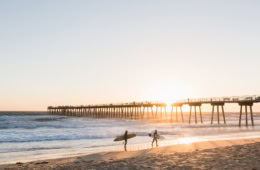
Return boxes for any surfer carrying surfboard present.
[124,130,128,151]
[152,130,159,147]
[114,131,136,151]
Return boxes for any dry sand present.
[1,138,260,170]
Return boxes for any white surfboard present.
[148,132,165,140]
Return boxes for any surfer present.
[152,130,159,147]
[124,130,128,151]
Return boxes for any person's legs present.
[124,140,127,151]
[152,138,155,147]
[156,139,158,147]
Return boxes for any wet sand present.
[1,138,260,170]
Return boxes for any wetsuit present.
[152,131,158,147]
[124,131,128,151]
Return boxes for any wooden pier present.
[48,102,167,120]
[48,95,260,126]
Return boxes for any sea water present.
[0,112,260,164]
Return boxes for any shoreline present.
[1,137,260,169]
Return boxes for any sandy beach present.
[1,138,260,170]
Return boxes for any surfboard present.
[114,133,136,142]
[148,133,165,140]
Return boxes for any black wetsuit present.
[124,131,128,151]
[152,131,158,147]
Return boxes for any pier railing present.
[175,95,260,104]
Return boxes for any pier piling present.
[211,102,225,124]
[239,102,254,127]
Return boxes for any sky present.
[0,0,260,111]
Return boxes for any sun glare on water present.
[177,137,201,144]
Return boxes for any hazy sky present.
[1,0,260,111]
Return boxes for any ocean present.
[0,112,260,164]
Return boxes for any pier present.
[48,102,167,120]
[48,95,260,126]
